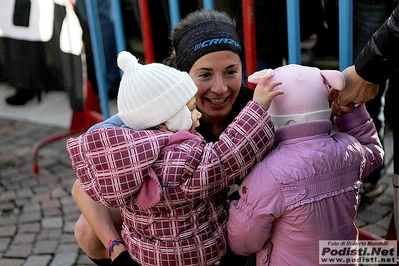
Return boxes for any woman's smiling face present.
[189,51,242,122]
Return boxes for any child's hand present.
[252,70,284,110]
[331,97,355,117]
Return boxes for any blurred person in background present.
[0,0,84,109]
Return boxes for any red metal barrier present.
[138,0,155,63]
[31,81,103,174]
[241,0,257,89]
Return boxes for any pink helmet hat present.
[248,64,345,129]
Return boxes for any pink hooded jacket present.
[227,65,384,265]
[66,101,274,266]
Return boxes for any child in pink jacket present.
[227,64,384,265]
[66,51,283,265]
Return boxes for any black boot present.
[89,257,112,266]
[111,251,140,265]
[6,88,36,105]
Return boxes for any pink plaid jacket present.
[66,101,274,266]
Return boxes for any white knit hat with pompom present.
[117,51,197,131]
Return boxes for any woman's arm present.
[331,6,399,115]
[354,6,399,84]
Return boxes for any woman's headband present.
[174,21,242,72]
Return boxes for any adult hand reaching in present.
[329,66,379,116]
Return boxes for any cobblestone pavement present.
[0,118,92,266]
[0,117,396,266]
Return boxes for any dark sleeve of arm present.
[354,6,399,84]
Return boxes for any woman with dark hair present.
[71,9,267,266]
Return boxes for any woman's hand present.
[330,66,378,116]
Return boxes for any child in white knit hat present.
[227,64,384,265]
[66,51,284,265]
